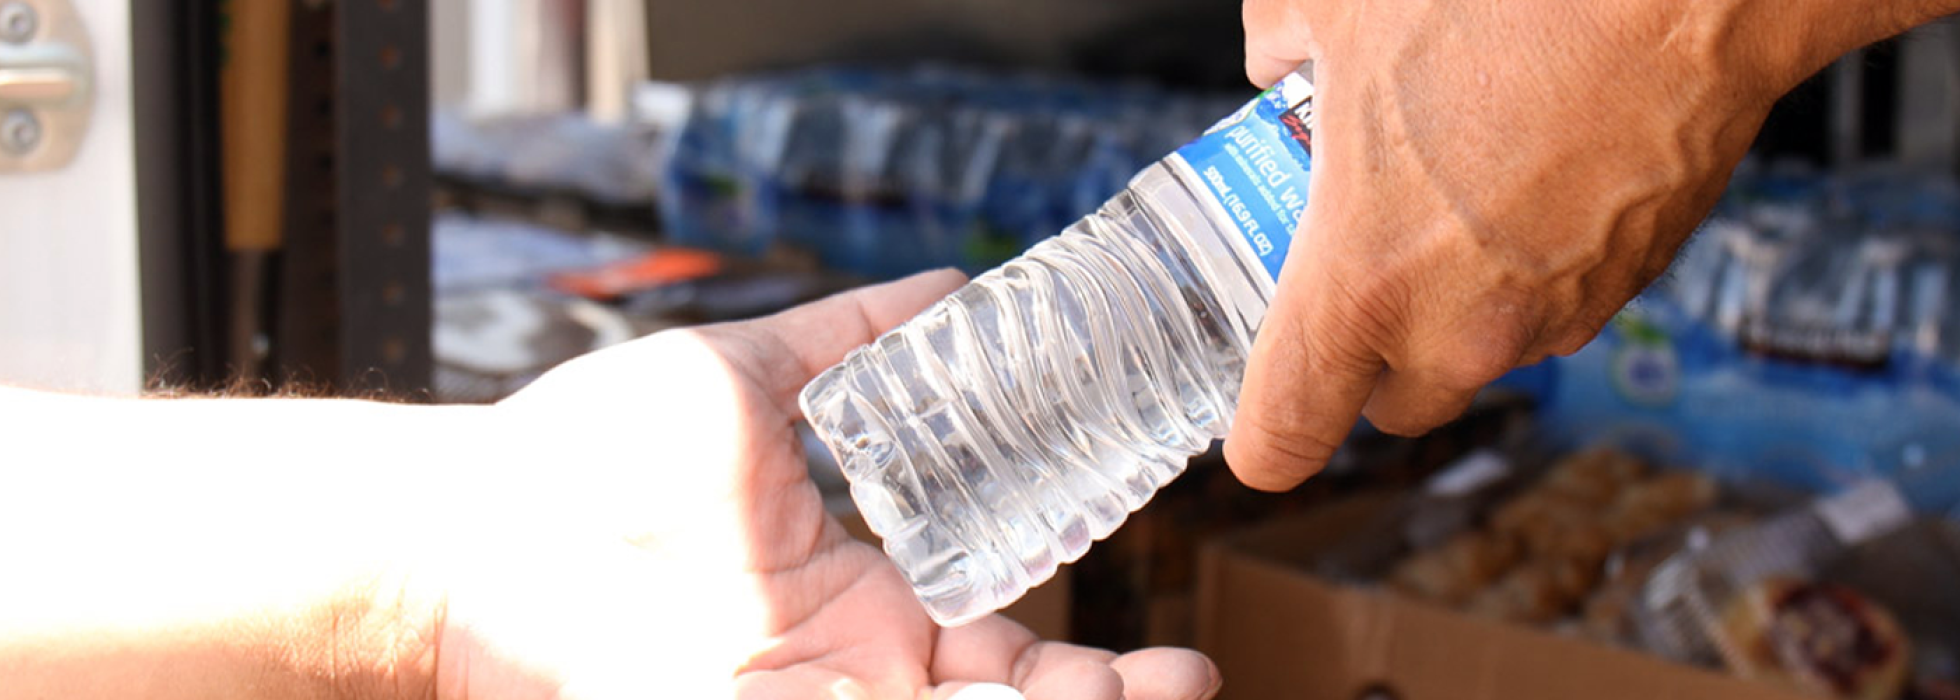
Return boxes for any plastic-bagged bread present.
[1389,531,1522,605]
[1716,577,1910,700]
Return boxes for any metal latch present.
[0,0,92,173]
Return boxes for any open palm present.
[437,270,1218,700]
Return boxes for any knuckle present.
[1398,328,1520,396]
[1361,403,1431,437]
[1360,374,1479,437]
[1547,328,1597,357]
[1425,300,1539,391]
[1534,304,1614,359]
[1446,342,1521,389]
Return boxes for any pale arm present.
[0,388,487,700]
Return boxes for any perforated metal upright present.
[273,0,432,396]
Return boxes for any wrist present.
[183,399,473,700]
[242,568,448,700]
[1716,0,1959,98]
[1,391,486,700]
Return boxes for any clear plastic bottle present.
[800,67,1317,626]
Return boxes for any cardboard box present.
[1196,493,1809,700]
[837,509,1072,642]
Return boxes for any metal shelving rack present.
[274,0,433,396]
[136,0,432,396]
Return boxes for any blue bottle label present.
[1172,74,1315,282]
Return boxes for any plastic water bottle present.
[799,67,1317,626]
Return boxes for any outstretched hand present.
[449,270,1219,700]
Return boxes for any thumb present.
[1223,208,1386,491]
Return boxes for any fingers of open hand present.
[1014,645,1124,700]
[507,268,964,419]
[733,666,878,700]
[929,619,1120,699]
[930,615,1216,700]
[734,640,1217,700]
[736,645,1120,700]
[933,683,1030,700]
[1110,648,1223,700]
[714,268,968,413]
[929,615,1040,686]
[1002,645,1217,700]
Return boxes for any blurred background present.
[2,2,1960,699]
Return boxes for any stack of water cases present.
[658,66,1240,279]
[1527,162,1960,515]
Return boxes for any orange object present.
[548,248,725,300]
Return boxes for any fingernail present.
[1202,660,1224,700]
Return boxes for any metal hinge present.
[0,0,91,173]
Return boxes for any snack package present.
[1509,165,1960,513]
[1824,519,1960,700]
[1310,445,1539,586]
[1716,577,1911,700]
[1364,446,1726,627]
[1633,480,1922,700]
[1580,511,1759,646]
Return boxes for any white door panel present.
[0,0,138,395]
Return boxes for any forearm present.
[1723,0,1959,95]
[0,389,512,700]
[0,583,434,700]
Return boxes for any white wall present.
[430,0,472,108]
[452,0,580,116]
[0,0,141,395]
